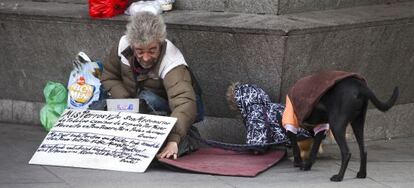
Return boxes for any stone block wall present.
[1,1,413,142]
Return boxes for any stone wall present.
[1,1,413,142]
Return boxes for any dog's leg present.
[329,117,351,182]
[303,130,326,171]
[287,131,302,167]
[351,105,368,179]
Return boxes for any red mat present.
[158,148,286,177]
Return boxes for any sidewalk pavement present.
[1,122,413,188]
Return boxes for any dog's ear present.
[226,82,239,111]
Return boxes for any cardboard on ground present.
[29,109,176,172]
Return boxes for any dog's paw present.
[293,159,303,168]
[302,163,313,171]
[330,174,344,182]
[356,171,366,178]
[293,161,302,168]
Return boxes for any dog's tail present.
[362,86,399,112]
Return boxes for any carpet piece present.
[159,147,286,177]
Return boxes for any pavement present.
[1,122,413,188]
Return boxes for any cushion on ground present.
[159,147,286,177]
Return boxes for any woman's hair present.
[125,12,167,47]
[226,82,239,111]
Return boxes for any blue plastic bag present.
[67,52,103,109]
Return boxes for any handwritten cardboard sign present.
[29,109,176,172]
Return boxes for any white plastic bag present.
[67,52,102,109]
[157,0,175,11]
[125,1,162,16]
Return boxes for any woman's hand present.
[157,141,179,160]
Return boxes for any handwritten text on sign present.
[29,109,176,172]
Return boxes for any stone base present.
[1,99,413,143]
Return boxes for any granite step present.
[8,0,414,14]
[1,1,413,141]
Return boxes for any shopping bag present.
[89,0,128,18]
[39,81,68,131]
[67,52,103,109]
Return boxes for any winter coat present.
[101,36,197,144]
[288,70,365,125]
[233,83,312,145]
[233,83,289,145]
